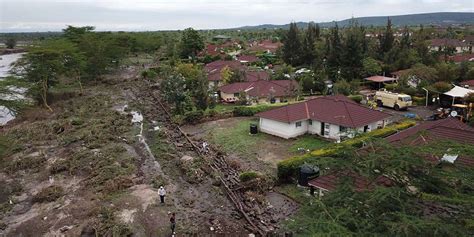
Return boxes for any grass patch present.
[208,118,263,158]
[289,135,330,154]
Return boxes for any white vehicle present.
[375,90,412,110]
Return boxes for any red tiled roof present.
[460,80,474,87]
[430,38,469,47]
[308,171,393,192]
[257,95,391,128]
[390,69,411,78]
[386,118,474,145]
[205,60,245,73]
[248,40,282,53]
[445,53,474,63]
[245,71,269,82]
[238,55,260,63]
[219,80,297,98]
[365,75,398,83]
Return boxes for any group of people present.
[158,186,176,236]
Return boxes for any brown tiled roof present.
[257,95,391,128]
[446,54,474,63]
[245,71,269,82]
[386,118,474,145]
[365,75,398,83]
[238,55,260,63]
[390,69,411,78]
[219,80,297,98]
[308,171,393,192]
[205,60,245,73]
[460,80,474,87]
[430,38,469,47]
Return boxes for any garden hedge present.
[277,120,416,181]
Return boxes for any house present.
[390,69,419,88]
[205,60,246,88]
[445,53,474,63]
[248,40,282,54]
[460,80,474,90]
[237,55,260,64]
[256,95,391,140]
[386,118,474,167]
[219,79,297,103]
[308,171,393,197]
[429,38,471,53]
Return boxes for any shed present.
[443,86,474,105]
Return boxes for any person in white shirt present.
[158,186,166,204]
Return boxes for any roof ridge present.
[342,100,356,127]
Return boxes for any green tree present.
[62,25,95,43]
[14,40,72,111]
[362,57,382,77]
[5,37,17,49]
[282,22,302,66]
[333,80,352,95]
[301,22,318,66]
[179,28,204,60]
[436,62,459,83]
[379,18,394,56]
[342,20,366,80]
[327,24,343,80]
[160,66,189,114]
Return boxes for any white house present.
[256,95,391,140]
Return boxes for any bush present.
[348,95,363,103]
[412,96,426,106]
[277,120,417,181]
[184,110,204,123]
[239,171,260,182]
[33,186,64,203]
[233,105,273,116]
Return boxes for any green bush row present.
[233,104,278,116]
[239,171,260,182]
[277,120,417,181]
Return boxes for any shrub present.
[33,186,64,203]
[184,110,204,124]
[239,171,260,182]
[277,120,417,181]
[233,104,276,116]
[412,96,426,106]
[348,95,363,103]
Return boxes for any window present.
[296,121,302,127]
[234,93,240,97]
[339,126,347,133]
[325,124,330,129]
[308,120,313,125]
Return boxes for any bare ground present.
[0,64,298,236]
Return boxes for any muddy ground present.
[0,62,298,236]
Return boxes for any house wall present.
[220,92,237,101]
[308,120,321,135]
[259,118,307,139]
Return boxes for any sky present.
[0,0,472,32]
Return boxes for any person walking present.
[169,212,176,236]
[158,186,166,204]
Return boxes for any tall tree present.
[301,22,318,66]
[379,18,395,56]
[14,40,75,111]
[179,28,204,60]
[282,22,302,66]
[5,37,17,49]
[342,20,366,80]
[327,23,343,80]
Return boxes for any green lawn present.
[208,119,263,158]
[289,135,331,154]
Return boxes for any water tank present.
[298,163,320,186]
[250,124,258,134]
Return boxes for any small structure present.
[256,95,391,140]
[364,75,398,89]
[442,85,474,105]
[308,171,393,197]
[386,118,474,167]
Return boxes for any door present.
[320,122,325,135]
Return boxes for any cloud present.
[0,0,471,32]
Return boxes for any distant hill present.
[237,12,474,29]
